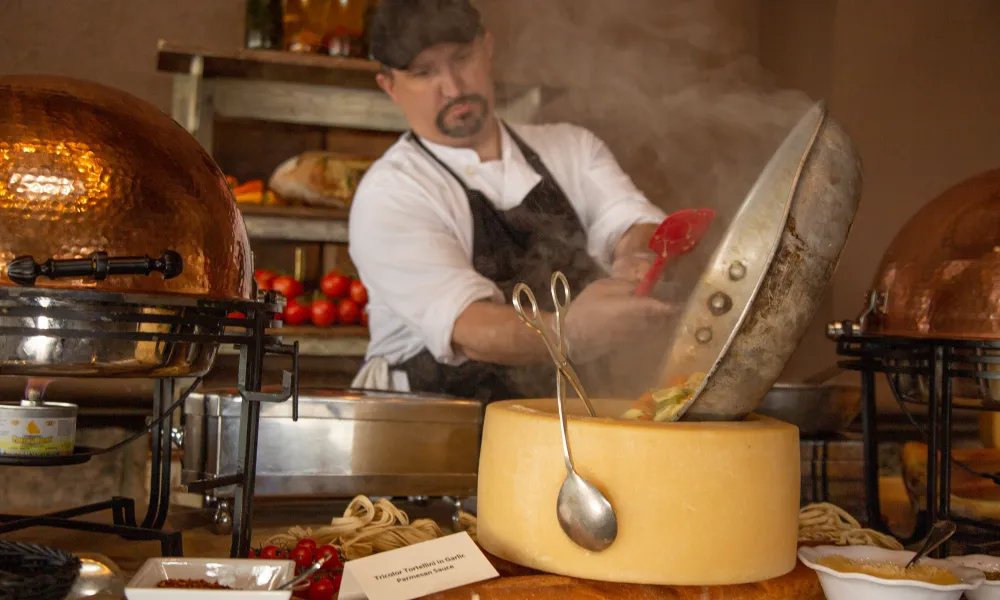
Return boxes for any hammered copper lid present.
[868,167,1000,339]
[0,75,252,300]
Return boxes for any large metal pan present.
[660,102,863,421]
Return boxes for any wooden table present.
[2,479,917,597]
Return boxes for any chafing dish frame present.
[0,286,301,559]
[829,327,1000,556]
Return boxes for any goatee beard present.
[435,94,489,139]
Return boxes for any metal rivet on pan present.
[695,327,713,344]
[728,261,747,281]
[707,292,732,316]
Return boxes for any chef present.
[349,0,675,401]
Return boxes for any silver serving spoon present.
[513,273,618,552]
[905,520,957,569]
[278,557,326,591]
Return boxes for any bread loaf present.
[268,152,373,208]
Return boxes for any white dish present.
[124,557,295,600]
[797,545,984,600]
[948,555,1000,600]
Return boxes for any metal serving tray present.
[182,387,484,500]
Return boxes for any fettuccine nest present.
[798,502,903,549]
[264,497,898,562]
[262,496,478,561]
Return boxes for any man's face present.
[377,33,496,145]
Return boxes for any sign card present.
[337,531,499,600]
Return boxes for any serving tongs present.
[513,272,618,552]
[513,272,596,418]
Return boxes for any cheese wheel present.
[476,399,801,586]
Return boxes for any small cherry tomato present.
[310,299,337,327]
[289,545,313,571]
[320,271,351,299]
[294,538,318,553]
[348,279,368,305]
[247,548,257,559]
[282,298,311,326]
[315,545,343,571]
[254,269,277,291]
[258,545,282,560]
[308,576,336,600]
[271,275,305,300]
[337,298,361,325]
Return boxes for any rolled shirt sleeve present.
[348,171,503,366]
[573,127,667,268]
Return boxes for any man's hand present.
[562,278,676,364]
[611,250,659,284]
[612,222,660,284]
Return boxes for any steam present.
[478,0,816,398]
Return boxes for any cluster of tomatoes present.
[250,539,342,600]
[255,268,369,328]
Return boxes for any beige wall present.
[0,0,243,112]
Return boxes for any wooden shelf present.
[268,325,368,337]
[159,41,547,137]
[219,325,369,358]
[238,203,349,243]
[158,41,381,90]
[238,203,350,221]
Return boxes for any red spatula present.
[634,208,717,297]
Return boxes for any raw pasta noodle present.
[457,511,478,542]
[262,496,478,560]
[798,502,903,550]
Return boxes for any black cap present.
[369,0,483,70]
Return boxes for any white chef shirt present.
[348,121,667,367]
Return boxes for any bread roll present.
[268,152,373,208]
[419,549,823,600]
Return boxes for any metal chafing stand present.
[0,74,300,558]
[0,287,299,558]
[828,167,1000,556]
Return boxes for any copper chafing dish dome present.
[0,75,252,300]
[0,76,260,378]
[865,167,1000,340]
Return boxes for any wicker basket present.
[0,541,81,600]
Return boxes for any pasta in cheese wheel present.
[476,399,801,586]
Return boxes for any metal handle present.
[905,520,956,567]
[278,557,326,590]
[6,250,183,286]
[238,340,300,420]
[512,281,596,418]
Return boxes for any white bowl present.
[124,557,295,600]
[797,545,984,600]
[948,555,1000,600]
